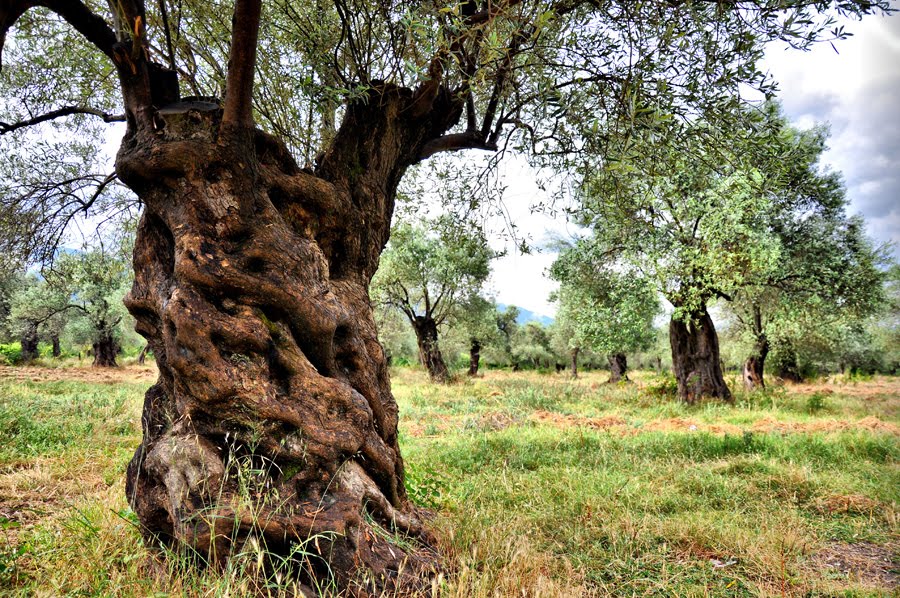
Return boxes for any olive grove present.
[0,0,890,591]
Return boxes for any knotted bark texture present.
[607,353,627,383]
[669,309,732,403]
[412,316,450,383]
[120,86,453,594]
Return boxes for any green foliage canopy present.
[372,215,496,327]
[1,0,891,267]
[549,238,659,356]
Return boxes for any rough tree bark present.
[20,323,38,363]
[92,328,118,367]
[411,316,451,383]
[117,74,464,591]
[2,0,474,591]
[570,347,579,378]
[669,308,732,402]
[607,352,628,383]
[742,304,768,390]
[743,337,769,391]
[468,337,481,377]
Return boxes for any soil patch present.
[788,377,900,400]
[810,541,899,590]
[530,411,898,437]
[750,416,899,435]
[812,494,881,515]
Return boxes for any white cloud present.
[761,8,900,255]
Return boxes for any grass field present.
[0,364,897,596]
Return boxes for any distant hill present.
[497,303,554,326]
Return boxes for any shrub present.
[806,392,828,413]
[646,373,678,399]
[0,343,22,365]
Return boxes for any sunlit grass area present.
[1,365,897,596]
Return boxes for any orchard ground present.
[0,363,897,596]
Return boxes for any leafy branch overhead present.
[1,1,891,266]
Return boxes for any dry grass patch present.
[530,409,627,431]
[0,364,156,385]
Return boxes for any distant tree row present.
[372,105,894,393]
[0,247,136,366]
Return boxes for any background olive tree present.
[372,215,496,381]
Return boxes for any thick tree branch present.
[416,131,497,162]
[222,0,262,128]
[712,289,734,302]
[0,0,118,70]
[0,106,125,135]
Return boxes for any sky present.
[488,7,900,320]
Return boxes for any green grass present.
[0,366,897,596]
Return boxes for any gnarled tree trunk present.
[669,308,731,403]
[743,335,768,390]
[20,323,38,363]
[412,316,450,383]
[607,352,628,383]
[468,337,481,376]
[120,81,461,593]
[92,329,118,367]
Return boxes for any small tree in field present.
[511,321,556,370]
[374,302,419,366]
[729,207,888,387]
[550,240,659,382]
[49,250,132,367]
[491,305,521,369]
[7,274,70,362]
[580,119,778,401]
[576,103,880,401]
[450,293,500,376]
[372,216,495,382]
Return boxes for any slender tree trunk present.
[570,347,579,378]
[50,334,61,358]
[412,316,451,382]
[607,352,628,383]
[20,323,39,363]
[137,344,150,364]
[742,304,768,390]
[468,337,481,376]
[119,80,462,592]
[669,308,731,403]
